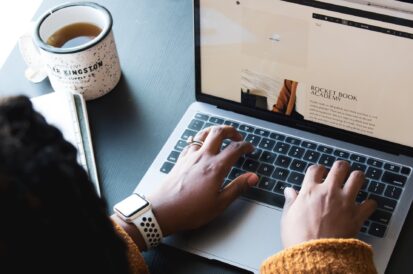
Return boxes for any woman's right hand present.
[281,160,377,248]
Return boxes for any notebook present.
[31,91,100,196]
[136,0,413,273]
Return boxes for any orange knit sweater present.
[114,224,377,273]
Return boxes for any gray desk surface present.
[0,0,411,273]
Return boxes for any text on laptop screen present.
[199,0,413,148]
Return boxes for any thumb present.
[283,187,298,212]
[219,173,259,208]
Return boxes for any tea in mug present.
[47,22,102,48]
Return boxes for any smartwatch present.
[114,193,163,249]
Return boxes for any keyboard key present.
[228,168,245,180]
[303,150,320,163]
[257,163,275,177]
[285,137,301,145]
[243,187,285,208]
[194,113,209,121]
[292,185,301,191]
[243,159,260,172]
[368,223,386,237]
[203,122,214,129]
[270,132,285,141]
[361,179,369,190]
[275,155,292,168]
[258,138,276,151]
[401,166,411,175]
[350,154,366,163]
[360,227,367,233]
[260,151,277,164]
[239,124,255,133]
[273,181,291,194]
[384,163,400,173]
[368,181,385,195]
[301,141,317,149]
[254,128,270,137]
[181,129,197,140]
[287,172,305,185]
[224,120,239,128]
[351,162,367,172]
[273,142,290,154]
[369,209,391,225]
[369,194,397,212]
[365,167,383,180]
[317,145,333,154]
[246,148,262,160]
[234,156,245,168]
[290,159,307,173]
[384,185,402,200]
[188,119,204,131]
[258,177,276,191]
[272,167,290,181]
[222,180,231,188]
[318,154,336,167]
[381,171,407,187]
[367,158,383,168]
[356,191,368,203]
[167,151,180,163]
[334,150,350,158]
[160,162,174,174]
[209,117,224,124]
[245,134,261,146]
[175,140,187,151]
[288,146,305,159]
[221,140,231,150]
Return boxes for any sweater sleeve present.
[260,238,377,274]
[113,222,150,274]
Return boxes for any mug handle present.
[18,22,48,83]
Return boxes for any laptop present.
[136,0,413,273]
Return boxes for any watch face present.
[115,194,149,218]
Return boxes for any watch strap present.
[131,208,163,249]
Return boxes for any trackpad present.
[185,198,283,271]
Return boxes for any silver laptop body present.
[136,1,413,273]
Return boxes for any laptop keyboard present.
[160,113,412,239]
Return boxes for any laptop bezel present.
[194,0,413,157]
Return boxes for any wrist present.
[111,214,148,251]
[150,199,175,237]
[113,194,164,250]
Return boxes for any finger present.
[217,141,254,170]
[219,173,259,209]
[201,126,242,154]
[343,170,365,201]
[283,187,298,212]
[194,128,210,142]
[324,160,350,189]
[185,130,209,154]
[356,199,377,226]
[179,144,191,158]
[301,164,325,191]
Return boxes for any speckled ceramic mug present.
[32,2,121,100]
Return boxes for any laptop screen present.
[197,0,413,151]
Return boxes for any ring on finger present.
[187,135,204,148]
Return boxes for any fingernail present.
[284,187,292,196]
[247,173,259,186]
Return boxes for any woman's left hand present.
[148,125,259,236]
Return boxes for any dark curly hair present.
[0,96,131,273]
